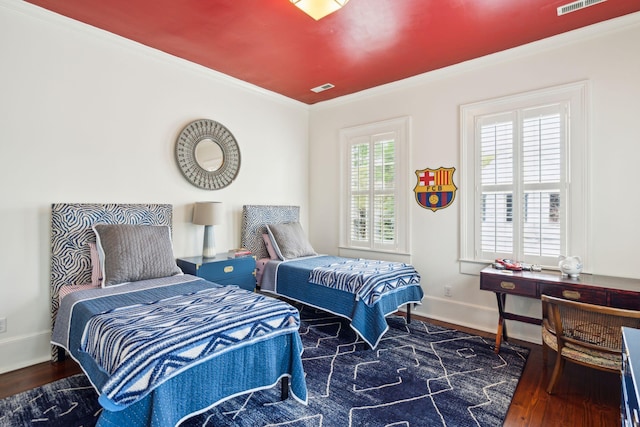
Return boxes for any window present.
[340,117,410,254]
[460,82,589,269]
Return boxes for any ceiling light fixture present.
[290,0,349,20]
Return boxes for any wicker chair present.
[541,294,640,394]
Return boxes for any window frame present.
[339,116,411,255]
[459,81,590,272]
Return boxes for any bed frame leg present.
[406,303,412,324]
[281,377,289,400]
[55,345,66,362]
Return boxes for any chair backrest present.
[542,294,640,354]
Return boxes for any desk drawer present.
[480,274,537,297]
[539,283,606,305]
[197,257,255,279]
[609,291,640,310]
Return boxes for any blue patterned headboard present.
[50,203,173,360]
[241,205,300,260]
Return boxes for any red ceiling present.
[25,0,640,104]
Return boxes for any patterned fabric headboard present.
[50,203,173,360]
[241,205,300,260]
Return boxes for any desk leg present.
[494,293,508,353]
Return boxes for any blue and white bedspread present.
[261,256,424,349]
[308,258,421,306]
[52,275,307,427]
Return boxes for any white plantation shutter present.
[340,117,410,254]
[478,105,566,266]
[350,139,370,243]
[479,115,514,255]
[521,107,563,260]
[348,133,396,249]
[461,82,589,270]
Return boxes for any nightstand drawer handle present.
[500,281,516,290]
[224,266,234,273]
[562,290,581,300]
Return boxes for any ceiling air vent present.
[311,83,335,93]
[557,0,606,16]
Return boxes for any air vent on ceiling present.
[557,0,606,16]
[311,83,335,93]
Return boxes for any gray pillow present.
[92,224,182,287]
[266,222,317,260]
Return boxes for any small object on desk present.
[494,258,523,271]
[494,259,542,272]
[519,263,542,272]
[558,255,583,278]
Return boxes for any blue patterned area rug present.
[0,307,529,426]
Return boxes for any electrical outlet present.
[444,286,452,297]
[0,317,6,333]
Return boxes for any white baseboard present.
[406,295,542,345]
[0,331,51,374]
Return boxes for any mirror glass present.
[195,138,223,172]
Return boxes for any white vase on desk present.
[558,255,583,278]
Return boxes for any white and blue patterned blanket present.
[308,259,421,306]
[83,286,300,409]
[52,275,307,425]
[261,256,424,348]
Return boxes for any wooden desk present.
[480,266,640,352]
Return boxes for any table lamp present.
[192,201,222,258]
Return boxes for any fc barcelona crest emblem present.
[414,167,457,212]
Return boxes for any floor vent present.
[311,83,335,93]
[557,0,606,16]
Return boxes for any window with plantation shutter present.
[478,106,564,266]
[460,82,590,270]
[340,117,410,254]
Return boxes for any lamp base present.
[202,225,216,258]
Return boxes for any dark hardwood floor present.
[0,316,621,426]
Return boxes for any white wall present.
[2,0,639,375]
[308,13,640,343]
[0,1,310,373]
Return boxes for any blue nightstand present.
[177,255,256,292]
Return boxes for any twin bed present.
[49,204,306,427]
[49,203,423,427]
[241,204,424,349]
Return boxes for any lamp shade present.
[192,201,222,226]
[290,0,349,20]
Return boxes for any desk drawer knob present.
[500,281,516,290]
[562,290,581,300]
[224,266,234,273]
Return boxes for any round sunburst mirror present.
[175,119,241,190]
